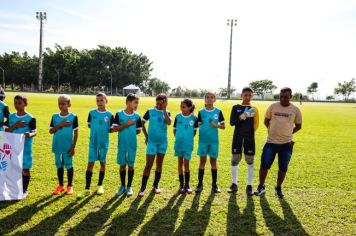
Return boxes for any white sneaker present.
[138,189,146,198]
[153,186,161,194]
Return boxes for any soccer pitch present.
[0,92,355,235]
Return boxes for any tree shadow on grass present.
[138,193,186,235]
[260,195,309,236]
[104,191,155,235]
[0,194,62,235]
[174,193,215,235]
[227,194,257,236]
[17,194,95,235]
[0,199,20,211]
[68,195,126,236]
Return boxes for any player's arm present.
[136,117,143,135]
[109,114,115,133]
[173,117,177,137]
[197,111,202,127]
[293,109,302,134]
[5,120,26,133]
[141,111,149,143]
[68,116,79,156]
[264,105,272,128]
[0,106,10,127]
[229,106,241,126]
[87,112,91,128]
[217,111,225,129]
[194,117,198,136]
[163,111,172,125]
[25,118,37,138]
[253,106,260,131]
[49,117,70,134]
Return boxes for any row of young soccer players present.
[0,89,258,198]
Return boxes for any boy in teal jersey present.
[196,92,225,193]
[112,93,142,197]
[0,87,10,131]
[138,93,172,197]
[50,95,78,195]
[4,94,37,197]
[78,93,114,198]
[173,98,198,194]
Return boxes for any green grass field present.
[0,92,355,235]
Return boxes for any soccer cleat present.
[227,183,238,193]
[195,184,203,193]
[185,186,193,194]
[275,186,284,199]
[153,186,161,194]
[52,185,65,195]
[212,185,221,193]
[138,189,146,198]
[66,186,74,195]
[254,184,266,196]
[126,187,134,197]
[246,185,253,196]
[97,186,105,195]
[115,186,126,197]
[23,191,29,199]
[179,187,186,194]
[77,189,91,199]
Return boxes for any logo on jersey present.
[104,116,109,122]
[189,120,194,126]
[214,114,218,119]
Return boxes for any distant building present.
[122,84,140,96]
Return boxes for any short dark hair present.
[156,93,167,101]
[0,87,5,101]
[181,98,195,114]
[126,93,139,103]
[280,87,292,94]
[14,94,28,106]
[242,87,253,93]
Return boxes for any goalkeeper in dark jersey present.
[228,87,259,195]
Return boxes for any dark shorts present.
[260,142,293,172]
[232,135,255,155]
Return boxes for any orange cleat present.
[52,185,65,195]
[66,186,74,195]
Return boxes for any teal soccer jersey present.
[0,101,10,131]
[87,109,114,149]
[50,113,78,154]
[173,113,198,152]
[142,108,171,144]
[197,108,225,144]
[113,110,142,151]
[4,113,36,169]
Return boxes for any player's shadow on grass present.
[68,195,125,236]
[138,193,186,235]
[104,191,155,235]
[174,193,215,235]
[17,194,95,235]
[226,194,257,235]
[0,199,20,210]
[0,194,62,235]
[260,195,309,236]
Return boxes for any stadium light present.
[0,67,4,88]
[36,12,47,91]
[227,19,237,99]
[106,66,113,95]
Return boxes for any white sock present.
[247,164,254,186]
[231,165,238,185]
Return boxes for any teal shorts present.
[88,147,108,163]
[117,149,137,167]
[146,142,168,156]
[23,154,33,169]
[174,150,192,160]
[197,143,219,158]
[54,153,73,169]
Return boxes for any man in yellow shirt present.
[255,87,302,198]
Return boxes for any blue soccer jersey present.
[113,110,142,151]
[142,108,171,144]
[0,101,10,131]
[4,113,36,169]
[50,113,78,154]
[87,109,113,149]
[197,108,225,144]
[173,113,198,152]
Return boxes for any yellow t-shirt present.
[265,102,302,144]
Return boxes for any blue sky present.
[0,0,356,98]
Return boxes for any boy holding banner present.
[4,94,37,198]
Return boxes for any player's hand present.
[161,100,168,110]
[14,121,26,128]
[126,119,136,126]
[210,121,218,128]
[24,132,30,138]
[239,112,247,120]
[60,121,71,127]
[68,146,75,156]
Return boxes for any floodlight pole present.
[227,19,237,99]
[36,12,47,91]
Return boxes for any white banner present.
[0,131,25,201]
